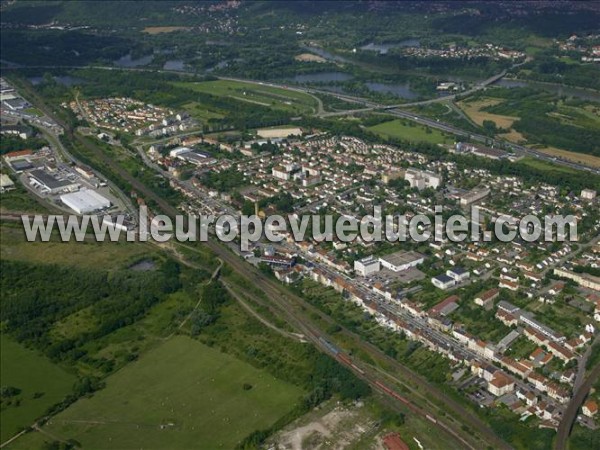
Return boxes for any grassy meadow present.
[33,337,302,450]
[1,335,76,443]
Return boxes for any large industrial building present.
[60,189,111,214]
[29,169,79,194]
[379,251,424,272]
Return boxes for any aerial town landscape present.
[1,2,600,450]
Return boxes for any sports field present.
[175,79,319,114]
[0,335,76,443]
[35,336,303,449]
[368,118,454,144]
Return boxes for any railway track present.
[554,362,600,449]
[9,81,510,449]
[211,246,511,449]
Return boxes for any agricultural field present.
[174,79,319,115]
[0,185,54,214]
[459,89,600,161]
[180,101,224,122]
[0,335,77,443]
[457,97,520,131]
[28,337,303,450]
[367,118,454,145]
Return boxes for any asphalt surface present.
[12,80,516,449]
[3,64,599,175]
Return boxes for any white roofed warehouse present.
[60,189,111,214]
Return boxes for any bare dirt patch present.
[295,53,327,63]
[270,403,378,450]
[142,26,191,34]
[499,129,526,143]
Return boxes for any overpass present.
[3,64,599,175]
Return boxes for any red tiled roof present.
[383,433,410,450]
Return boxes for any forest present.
[0,258,186,365]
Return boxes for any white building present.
[404,169,442,191]
[354,256,381,277]
[432,274,456,290]
[169,147,191,158]
[488,372,515,397]
[272,165,290,181]
[379,251,424,272]
[446,267,470,283]
[0,174,15,192]
[581,189,597,201]
[60,189,111,214]
[459,188,490,206]
[583,400,598,417]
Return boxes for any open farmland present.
[0,335,76,443]
[174,79,319,115]
[368,118,454,144]
[33,336,303,450]
[457,97,519,130]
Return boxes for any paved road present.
[3,63,598,175]
[381,109,600,175]
[12,79,511,449]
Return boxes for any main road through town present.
[12,76,513,450]
[3,62,599,176]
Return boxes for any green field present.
[32,336,302,450]
[0,335,76,443]
[0,225,160,270]
[516,156,578,175]
[368,119,454,144]
[23,107,43,117]
[174,79,319,115]
[0,185,54,214]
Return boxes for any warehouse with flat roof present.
[60,189,111,214]
[29,169,78,193]
[379,251,424,272]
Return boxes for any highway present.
[10,62,597,448]
[9,75,513,450]
[3,63,599,175]
[379,109,600,175]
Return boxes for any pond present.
[365,82,419,99]
[114,53,154,68]
[289,72,354,83]
[360,39,421,54]
[163,60,185,71]
[129,259,157,271]
[28,75,86,86]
